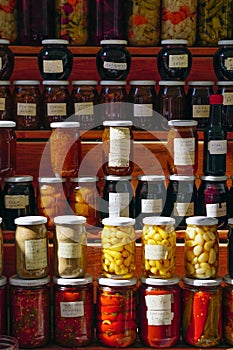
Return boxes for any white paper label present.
[109,192,129,217]
[206,202,227,217]
[109,127,130,167]
[225,57,233,70]
[43,60,63,73]
[169,54,188,68]
[17,103,36,116]
[208,140,227,154]
[74,102,94,115]
[58,242,81,258]
[141,199,162,213]
[145,244,168,260]
[174,138,195,165]
[223,92,233,105]
[60,301,84,317]
[133,104,153,117]
[0,58,2,70]
[0,97,5,111]
[47,103,67,116]
[174,202,194,216]
[5,195,29,209]
[145,294,174,326]
[25,238,48,270]
[103,61,127,70]
[193,105,210,118]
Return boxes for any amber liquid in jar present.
[0,81,12,121]
[0,121,16,177]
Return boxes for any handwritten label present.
[206,202,227,217]
[169,54,188,68]
[145,294,174,326]
[225,57,233,70]
[141,199,162,213]
[25,238,48,270]
[17,103,36,116]
[5,195,29,209]
[109,193,130,217]
[0,98,5,111]
[208,140,227,154]
[174,202,194,216]
[174,138,195,165]
[223,92,233,106]
[103,62,127,70]
[58,242,81,258]
[47,103,67,116]
[109,127,130,167]
[145,244,168,260]
[133,104,153,117]
[60,301,84,318]
[193,105,210,118]
[74,102,94,115]
[43,60,63,73]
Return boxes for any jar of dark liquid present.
[216,81,233,131]
[0,81,12,121]
[227,219,233,279]
[0,40,15,80]
[213,40,233,81]
[0,121,16,177]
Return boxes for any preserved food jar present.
[101,217,136,279]
[0,121,16,177]
[167,120,198,175]
[0,275,7,334]
[38,39,73,80]
[181,276,222,347]
[141,216,176,278]
[53,215,87,278]
[138,275,181,347]
[9,275,50,348]
[50,121,81,178]
[56,0,88,45]
[0,6,17,43]
[186,81,214,130]
[69,176,100,228]
[223,274,233,345]
[70,80,99,130]
[197,175,229,230]
[135,175,166,229]
[102,120,134,176]
[184,216,219,279]
[216,81,233,130]
[0,81,12,121]
[0,40,14,79]
[161,2,197,46]
[12,80,41,130]
[0,218,3,275]
[214,40,233,81]
[128,80,157,130]
[157,40,192,80]
[228,218,233,277]
[3,175,36,231]
[15,216,49,279]
[0,336,18,350]
[96,275,137,347]
[53,274,94,347]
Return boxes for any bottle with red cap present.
[203,94,227,176]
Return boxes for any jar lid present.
[218,40,233,46]
[186,216,218,226]
[200,175,228,182]
[0,275,7,286]
[100,80,127,86]
[70,176,99,183]
[182,275,222,287]
[4,175,33,183]
[104,175,132,181]
[9,275,50,287]
[0,39,10,44]
[0,217,2,224]
[54,215,86,225]
[50,121,80,128]
[14,215,47,225]
[0,121,16,128]
[42,39,69,45]
[228,218,233,225]
[169,175,196,181]
[42,80,69,85]
[223,274,233,285]
[72,80,98,86]
[188,81,215,86]
[38,177,66,183]
[216,81,233,86]
[103,120,133,126]
[97,275,137,287]
[137,175,165,182]
[161,39,188,45]
[102,217,135,227]
[100,39,128,45]
[142,216,175,226]
[54,274,93,286]
[13,80,40,85]
[168,120,198,127]
[129,80,156,86]
[0,81,11,86]
[140,275,179,286]
[159,80,185,86]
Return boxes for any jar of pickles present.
[0,121,16,177]
[223,274,233,345]
[216,81,233,130]
[184,216,219,279]
[0,5,17,43]
[0,40,15,80]
[101,217,136,279]
[0,276,7,334]
[214,41,233,81]
[0,81,12,121]
[96,275,137,347]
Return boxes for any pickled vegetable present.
[0,0,17,43]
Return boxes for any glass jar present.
[53,215,87,278]
[55,0,88,45]
[96,276,137,347]
[0,81,12,121]
[138,275,181,348]
[141,216,176,278]
[70,80,99,130]
[223,274,233,345]
[0,40,14,79]
[101,217,136,279]
[214,40,233,81]
[157,40,192,80]
[15,216,49,279]
[69,176,100,228]
[42,80,70,129]
[184,216,219,279]
[181,276,222,347]
[0,8,17,43]
[0,218,2,275]
[50,121,81,178]
[0,121,16,177]
[3,175,36,231]
[161,2,197,46]
[9,275,50,348]
[167,120,198,175]
[12,80,41,130]
[128,80,157,130]
[0,276,7,334]
[197,175,229,230]
[53,274,94,347]
[135,175,166,229]
[228,218,233,278]
[38,39,73,80]
[216,81,233,130]
[0,336,18,349]
[102,120,134,176]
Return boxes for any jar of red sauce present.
[138,275,181,348]
[0,121,16,177]
[223,274,233,345]
[0,276,7,334]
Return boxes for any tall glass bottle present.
[203,94,227,176]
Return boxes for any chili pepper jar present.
[0,121,16,177]
[227,218,233,278]
[101,217,136,279]
[9,275,51,348]
[216,81,233,130]
[0,40,15,79]
[214,40,233,81]
[38,39,73,80]
[15,216,49,279]
[96,275,137,347]
[223,274,233,345]
[184,216,219,279]
[53,274,94,347]
[138,275,181,348]
[181,276,222,347]
[0,275,7,334]
[0,81,12,121]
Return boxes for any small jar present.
[214,41,233,80]
[128,80,157,130]
[101,217,136,279]
[50,121,81,178]
[185,216,219,279]
[167,120,198,175]
[102,120,134,176]
[0,218,3,275]
[9,275,51,348]
[70,80,99,130]
[0,81,12,121]
[181,276,222,347]
[42,80,70,129]
[157,40,192,80]
[96,40,131,81]
[12,80,41,130]
[135,175,166,229]
[141,216,176,279]
[53,274,94,347]
[15,216,49,279]
[223,274,233,345]
[216,81,233,130]
[0,39,15,79]
[96,275,137,347]
[138,275,181,348]
[197,175,229,230]
[0,276,7,334]
[0,121,16,177]
[228,218,233,278]
[38,39,73,80]
[53,215,87,278]
[3,175,36,231]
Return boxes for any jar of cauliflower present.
[141,216,176,279]
[185,216,219,279]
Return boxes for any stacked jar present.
[0,217,7,335]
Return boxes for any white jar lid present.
[15,216,47,225]
[0,121,16,128]
[98,276,137,287]
[38,177,66,183]
[42,80,69,85]
[50,121,80,128]
[70,176,99,183]
[13,80,40,85]
[182,275,222,287]
[129,80,156,86]
[188,81,215,86]
[103,120,133,127]
[100,39,128,45]
[159,80,185,86]
[0,217,2,225]
[9,275,50,287]
[0,39,10,44]
[140,275,179,286]
[218,40,233,46]
[168,120,197,127]
[186,216,218,226]
[100,80,127,86]
[161,39,188,45]
[42,39,69,45]
[102,217,135,227]
[54,215,86,225]
[54,274,93,286]
[137,175,165,182]
[200,175,228,182]
[104,175,132,181]
[0,276,6,286]
[216,81,233,86]
[0,81,11,86]
[169,175,196,181]
[5,175,33,182]
[142,216,175,226]
[72,80,98,86]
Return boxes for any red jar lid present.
[209,94,223,104]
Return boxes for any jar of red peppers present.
[223,274,233,345]
[138,275,181,348]
[9,275,51,348]
[181,276,222,347]
[0,275,7,334]
[96,275,137,348]
[53,274,94,347]
[0,121,16,177]
[0,81,12,121]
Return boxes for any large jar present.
[213,40,233,81]
[0,7,17,43]
[0,218,3,276]
[0,276,7,334]
[0,81,12,121]
[0,121,16,177]
[216,81,233,130]
[0,40,14,79]
[227,218,233,278]
[223,274,233,345]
